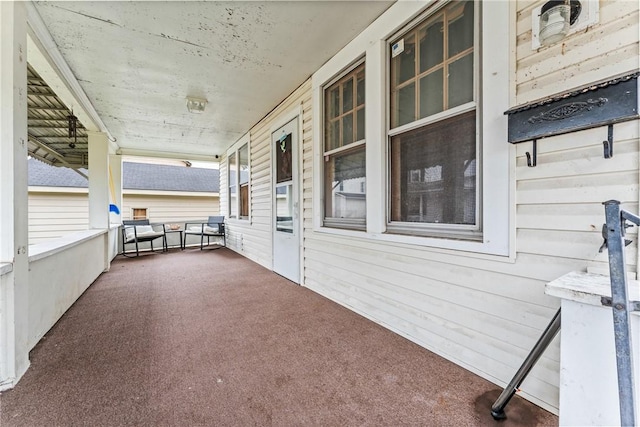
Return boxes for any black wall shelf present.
[504,72,639,166]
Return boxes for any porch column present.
[88,131,110,230]
[88,131,110,271]
[0,1,30,390]
[108,154,123,225]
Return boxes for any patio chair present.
[183,216,226,250]
[121,219,167,257]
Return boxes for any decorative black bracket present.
[603,124,614,159]
[526,139,537,167]
[505,72,639,167]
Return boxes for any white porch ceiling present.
[32,1,395,160]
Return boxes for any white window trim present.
[226,132,251,223]
[312,1,514,258]
[321,58,367,230]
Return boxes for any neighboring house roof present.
[28,159,220,193]
[123,162,219,193]
[28,159,89,188]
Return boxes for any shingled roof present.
[28,159,220,193]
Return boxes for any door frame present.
[270,105,304,284]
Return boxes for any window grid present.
[228,152,237,219]
[132,208,147,220]
[228,142,250,220]
[388,0,479,233]
[390,2,474,128]
[325,63,365,153]
[238,144,249,218]
[323,62,366,230]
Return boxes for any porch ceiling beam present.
[116,147,217,162]
[27,125,84,129]
[29,150,55,166]
[27,135,87,139]
[28,151,88,174]
[28,134,88,178]
[27,107,69,112]
[28,118,71,122]
[27,91,58,97]
[39,145,88,149]
[29,125,68,129]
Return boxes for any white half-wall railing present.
[28,228,117,350]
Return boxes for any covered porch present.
[3,0,639,423]
[0,248,556,426]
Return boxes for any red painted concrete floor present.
[0,248,558,426]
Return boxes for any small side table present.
[164,228,184,250]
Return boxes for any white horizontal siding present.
[515,0,639,103]
[28,191,218,245]
[301,117,639,412]
[121,194,219,223]
[28,192,89,245]
[218,0,640,415]
[301,227,564,407]
[223,80,312,270]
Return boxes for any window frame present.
[226,133,251,222]
[386,1,481,238]
[131,208,148,220]
[321,59,367,231]
[311,0,512,257]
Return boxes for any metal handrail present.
[491,200,638,424]
[602,200,638,427]
[490,308,561,420]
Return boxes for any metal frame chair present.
[183,216,226,250]
[121,219,167,257]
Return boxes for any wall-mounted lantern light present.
[538,0,582,46]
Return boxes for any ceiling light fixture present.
[186,96,207,114]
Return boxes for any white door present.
[272,117,300,283]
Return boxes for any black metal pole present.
[490,307,561,420]
[603,200,637,426]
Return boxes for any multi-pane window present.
[228,142,250,220]
[323,62,366,229]
[132,208,148,220]
[228,152,237,219]
[389,1,477,233]
[239,144,249,218]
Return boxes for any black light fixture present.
[539,0,582,46]
[67,110,77,148]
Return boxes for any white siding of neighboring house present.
[28,189,219,245]
[28,188,89,245]
[219,0,639,414]
[121,191,219,223]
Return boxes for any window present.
[239,144,249,218]
[389,1,478,237]
[312,0,509,254]
[132,208,147,220]
[323,62,366,229]
[227,135,250,220]
[228,151,237,219]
